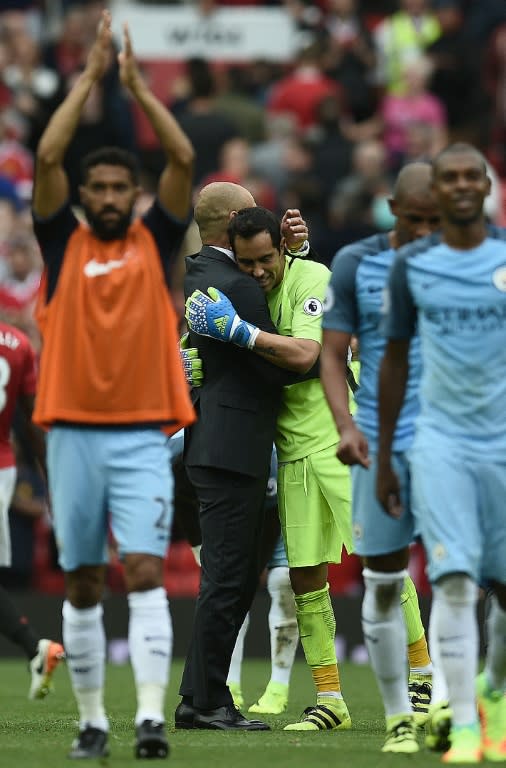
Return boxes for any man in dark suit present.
[176,182,307,731]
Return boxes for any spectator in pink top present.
[381,54,447,171]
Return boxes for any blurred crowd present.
[2,0,506,340]
[0,0,505,595]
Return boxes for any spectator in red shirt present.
[266,40,342,133]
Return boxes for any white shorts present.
[0,466,16,567]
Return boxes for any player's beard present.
[83,204,132,241]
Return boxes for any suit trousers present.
[179,464,269,709]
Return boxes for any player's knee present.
[123,553,164,592]
[289,564,326,595]
[434,573,478,606]
[66,566,106,608]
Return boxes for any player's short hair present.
[432,142,487,176]
[81,146,140,185]
[228,206,281,251]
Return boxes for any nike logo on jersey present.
[84,252,133,278]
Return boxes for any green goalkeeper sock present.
[295,583,341,692]
[401,575,432,670]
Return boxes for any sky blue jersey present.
[383,226,506,460]
[322,233,422,451]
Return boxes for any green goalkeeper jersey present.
[267,256,339,462]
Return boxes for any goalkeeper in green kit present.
[185,206,353,732]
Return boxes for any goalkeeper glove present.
[179,332,203,387]
[185,287,260,349]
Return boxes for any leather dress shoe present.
[175,700,195,730]
[193,704,270,731]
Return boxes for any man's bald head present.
[389,162,440,248]
[194,182,255,245]
[392,161,432,204]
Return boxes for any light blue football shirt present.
[383,226,506,459]
[322,233,422,452]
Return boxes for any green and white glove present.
[185,287,260,349]
[179,332,203,387]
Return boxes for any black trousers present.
[179,465,269,710]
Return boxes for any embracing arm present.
[250,332,319,373]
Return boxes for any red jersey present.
[0,322,37,469]
[267,68,341,131]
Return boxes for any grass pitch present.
[0,658,450,767]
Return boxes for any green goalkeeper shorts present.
[278,443,353,568]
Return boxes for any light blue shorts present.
[352,452,416,557]
[268,533,288,569]
[410,435,506,586]
[47,426,174,572]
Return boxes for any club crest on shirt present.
[303,297,323,317]
[492,266,506,292]
[432,542,446,562]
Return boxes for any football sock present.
[401,575,432,673]
[267,567,298,686]
[428,605,449,706]
[295,583,341,694]
[128,587,171,725]
[227,612,249,686]
[0,585,38,659]
[362,568,411,717]
[432,575,479,727]
[483,595,506,692]
[62,600,108,731]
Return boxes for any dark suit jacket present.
[184,246,294,478]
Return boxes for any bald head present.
[194,182,255,245]
[392,162,432,204]
[390,162,440,248]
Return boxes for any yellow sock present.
[312,664,341,694]
[408,635,431,670]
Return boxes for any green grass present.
[0,658,447,767]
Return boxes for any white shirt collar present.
[211,245,235,261]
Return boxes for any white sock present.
[62,601,108,731]
[484,595,506,692]
[267,566,298,686]
[227,613,249,686]
[432,574,479,727]
[428,604,449,706]
[362,568,411,718]
[128,587,172,725]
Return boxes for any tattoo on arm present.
[259,347,279,358]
